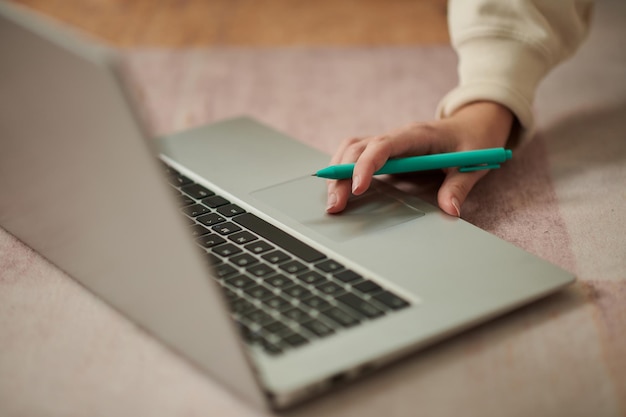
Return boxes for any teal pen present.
[313,148,513,180]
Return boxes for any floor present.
[7,0,449,47]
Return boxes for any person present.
[326,0,595,217]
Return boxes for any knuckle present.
[370,135,389,146]
[365,135,393,155]
[408,121,436,136]
[345,138,366,153]
[343,137,362,147]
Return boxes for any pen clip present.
[459,163,501,173]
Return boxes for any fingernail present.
[351,175,360,194]
[451,198,461,217]
[326,192,337,211]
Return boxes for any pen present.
[313,148,513,180]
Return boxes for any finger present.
[330,137,365,165]
[326,137,366,212]
[437,168,489,217]
[326,178,351,213]
[351,123,451,195]
[348,136,390,195]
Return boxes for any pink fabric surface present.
[1,1,625,416]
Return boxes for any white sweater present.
[437,0,595,146]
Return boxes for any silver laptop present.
[0,3,575,410]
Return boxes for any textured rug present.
[1,1,625,416]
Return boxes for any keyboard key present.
[260,339,283,355]
[333,270,362,283]
[202,195,230,208]
[197,213,226,227]
[315,281,345,296]
[282,285,313,300]
[282,308,313,324]
[373,291,410,310]
[178,194,195,206]
[217,204,246,217]
[244,309,274,327]
[302,320,335,337]
[229,231,258,245]
[300,296,331,311]
[168,173,192,187]
[262,250,290,264]
[230,298,256,315]
[322,307,360,328]
[230,253,258,267]
[296,270,326,286]
[337,293,385,318]
[316,259,344,273]
[181,183,215,199]
[225,274,256,290]
[212,243,242,257]
[244,285,274,301]
[214,263,237,278]
[279,260,307,274]
[212,222,242,235]
[264,274,295,290]
[283,333,309,347]
[244,241,274,255]
[233,213,325,263]
[196,234,226,248]
[190,224,211,237]
[182,204,211,218]
[237,322,261,343]
[353,280,382,294]
[264,321,291,335]
[263,295,293,312]
[222,287,238,302]
[246,263,275,277]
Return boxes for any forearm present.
[438,0,595,147]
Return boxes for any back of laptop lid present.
[0,3,266,409]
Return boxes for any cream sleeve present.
[437,0,595,146]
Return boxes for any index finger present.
[351,123,446,195]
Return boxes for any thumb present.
[437,169,488,217]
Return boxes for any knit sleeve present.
[437,0,594,147]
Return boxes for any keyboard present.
[164,161,410,355]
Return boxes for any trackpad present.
[251,176,424,242]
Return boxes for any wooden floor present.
[8,0,449,47]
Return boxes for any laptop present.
[0,3,575,411]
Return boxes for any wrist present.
[448,101,514,148]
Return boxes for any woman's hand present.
[326,101,514,217]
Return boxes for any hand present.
[326,101,514,217]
